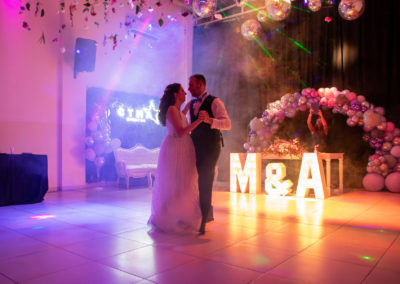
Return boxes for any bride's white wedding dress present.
[148,108,201,233]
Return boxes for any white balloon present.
[110,138,122,150]
[85,148,96,161]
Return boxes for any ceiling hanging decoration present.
[241,19,262,40]
[338,0,365,21]
[265,0,291,21]
[194,0,366,27]
[307,0,322,12]
[192,0,217,17]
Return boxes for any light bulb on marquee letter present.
[265,162,293,197]
[296,153,328,199]
[230,153,261,194]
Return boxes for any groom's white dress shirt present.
[192,92,231,130]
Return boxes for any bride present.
[148,83,204,233]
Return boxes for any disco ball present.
[338,0,365,21]
[265,0,291,21]
[192,0,217,17]
[308,0,322,12]
[241,19,262,40]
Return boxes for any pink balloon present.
[385,172,400,193]
[380,163,388,172]
[362,173,385,192]
[330,87,338,93]
[311,90,319,97]
[369,154,380,161]
[94,157,105,168]
[87,121,97,131]
[347,118,356,127]
[104,141,113,154]
[384,155,397,168]
[301,88,312,96]
[390,146,400,158]
[299,105,307,111]
[385,122,395,132]
[384,133,394,141]
[363,125,374,132]
[85,136,95,146]
[85,148,96,161]
[357,95,366,102]
[393,128,400,137]
[327,100,336,108]
[346,92,357,101]
[382,142,392,152]
[377,122,387,131]
[94,143,105,155]
[363,110,382,129]
[374,106,385,116]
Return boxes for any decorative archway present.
[245,87,400,192]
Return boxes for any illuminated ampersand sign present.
[265,163,293,196]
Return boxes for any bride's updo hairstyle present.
[159,83,181,126]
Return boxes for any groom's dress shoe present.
[198,223,205,235]
[206,206,214,222]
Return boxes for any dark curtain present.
[192,0,400,187]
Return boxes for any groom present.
[188,74,231,234]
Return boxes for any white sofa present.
[114,144,160,189]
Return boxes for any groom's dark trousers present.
[190,96,222,225]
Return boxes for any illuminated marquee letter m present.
[230,153,261,194]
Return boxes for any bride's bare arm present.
[167,106,203,137]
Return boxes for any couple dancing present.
[148,74,231,235]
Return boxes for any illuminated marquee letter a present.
[230,153,261,194]
[296,153,328,199]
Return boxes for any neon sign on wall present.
[112,100,160,125]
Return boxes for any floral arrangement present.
[263,137,306,158]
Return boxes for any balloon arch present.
[245,87,400,193]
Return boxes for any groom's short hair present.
[191,74,206,86]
